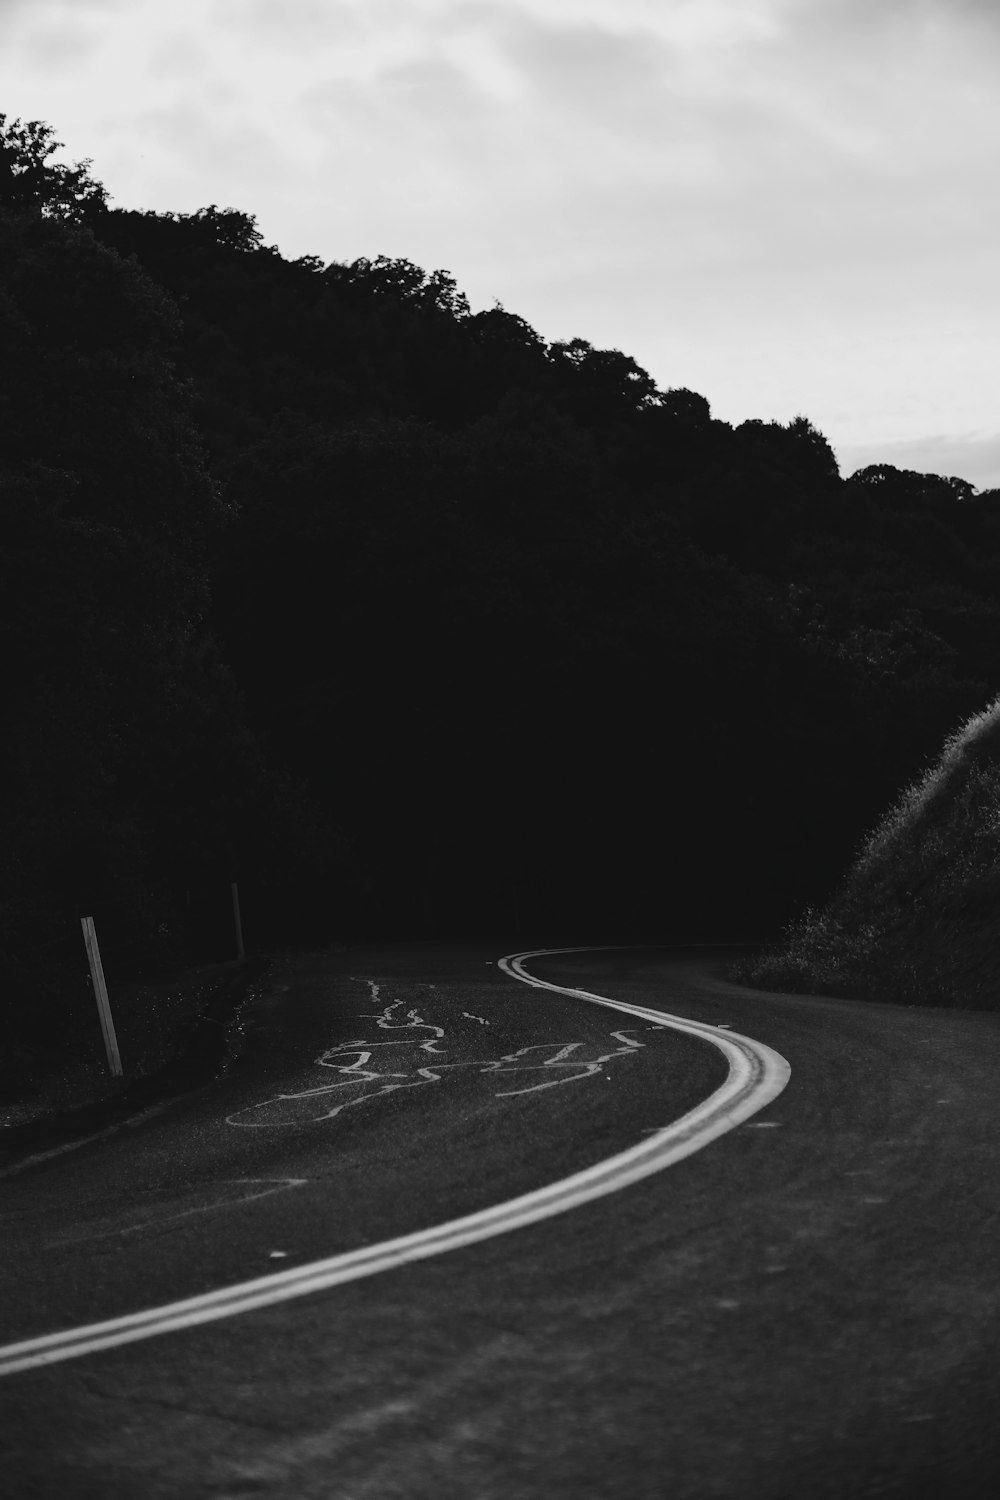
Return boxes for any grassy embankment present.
[736,695,1000,1009]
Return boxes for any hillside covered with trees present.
[3,114,1000,1039]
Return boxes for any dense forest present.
[3,114,1000,1040]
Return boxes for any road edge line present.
[0,945,790,1377]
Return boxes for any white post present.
[231,881,245,961]
[80,916,123,1077]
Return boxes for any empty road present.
[2,944,998,1498]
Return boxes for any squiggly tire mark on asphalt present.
[225,994,646,1128]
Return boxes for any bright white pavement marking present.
[225,982,646,1125]
[0,946,789,1377]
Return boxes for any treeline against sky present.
[3,117,1000,1039]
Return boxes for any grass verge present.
[734,694,1000,1009]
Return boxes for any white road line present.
[0,945,789,1378]
[0,1126,121,1179]
[47,1179,308,1248]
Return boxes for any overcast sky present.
[2,0,998,485]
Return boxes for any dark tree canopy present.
[324,254,472,319]
[0,114,108,222]
[5,113,1000,1048]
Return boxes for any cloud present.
[497,14,668,100]
[0,0,995,465]
[211,0,364,51]
[0,0,129,65]
[780,0,1000,33]
[146,31,213,85]
[134,102,289,196]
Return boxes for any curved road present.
[1,943,999,1498]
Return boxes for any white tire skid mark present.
[361,988,445,1040]
[491,1029,645,1097]
[488,1042,607,1097]
[226,1031,645,1125]
[0,946,789,1377]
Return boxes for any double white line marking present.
[0,946,789,1377]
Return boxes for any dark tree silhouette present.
[0,114,108,222]
[6,112,1000,1033]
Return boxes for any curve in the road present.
[0,946,790,1378]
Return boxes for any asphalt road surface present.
[2,943,999,1499]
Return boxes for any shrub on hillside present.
[736,695,1000,1008]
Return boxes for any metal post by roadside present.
[231,880,245,962]
[80,915,124,1077]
